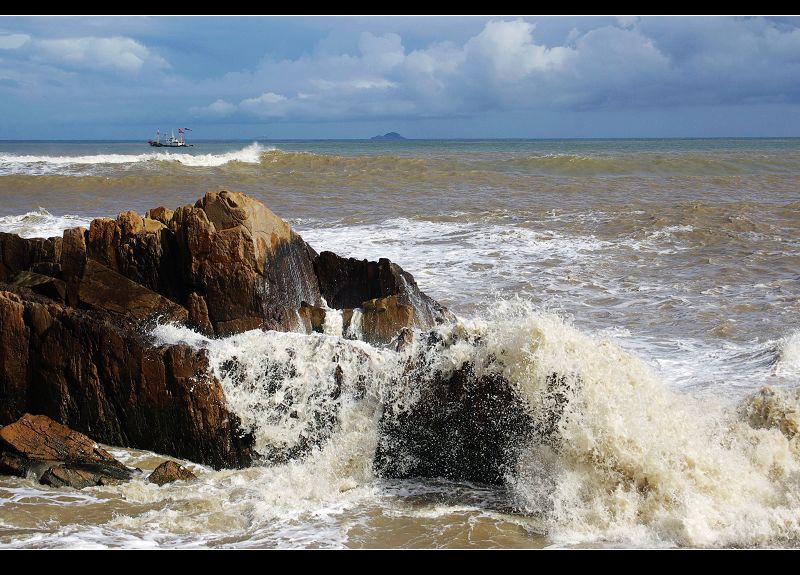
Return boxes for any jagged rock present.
[0,233,61,282]
[0,289,253,469]
[0,413,132,487]
[298,301,326,333]
[174,191,321,335]
[40,464,124,489]
[148,460,197,485]
[145,206,174,226]
[78,259,188,322]
[314,251,453,343]
[375,362,533,485]
[0,191,463,476]
[187,291,213,335]
[360,295,414,345]
[61,227,87,306]
[10,271,66,302]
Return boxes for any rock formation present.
[148,460,197,486]
[0,191,462,472]
[0,413,133,488]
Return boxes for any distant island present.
[370,132,406,141]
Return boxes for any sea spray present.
[154,300,800,547]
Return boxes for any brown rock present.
[188,292,213,334]
[40,464,124,489]
[79,259,188,323]
[0,451,27,476]
[360,295,414,344]
[61,227,87,306]
[0,292,28,423]
[10,271,66,302]
[0,286,253,469]
[148,460,197,485]
[0,233,62,282]
[145,206,174,226]
[0,414,129,473]
[298,301,326,333]
[171,191,321,335]
[314,251,452,334]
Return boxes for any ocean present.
[0,138,798,548]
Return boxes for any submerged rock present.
[148,460,197,486]
[0,413,133,488]
[375,362,534,485]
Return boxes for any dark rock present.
[61,227,87,306]
[10,271,66,302]
[375,362,533,485]
[0,289,253,469]
[0,233,61,282]
[0,292,29,423]
[78,259,188,323]
[148,460,197,485]
[314,251,453,342]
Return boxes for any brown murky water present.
[1,139,799,548]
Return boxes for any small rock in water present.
[148,460,198,486]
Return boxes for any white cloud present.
[187,17,800,123]
[465,20,573,80]
[0,33,30,50]
[34,36,168,73]
[189,98,236,117]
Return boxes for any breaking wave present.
[152,301,800,547]
[0,143,268,175]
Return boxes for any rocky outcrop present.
[0,289,253,469]
[84,190,322,335]
[0,414,133,488]
[314,251,453,344]
[78,259,187,322]
[0,190,463,474]
[374,361,534,485]
[148,460,197,486]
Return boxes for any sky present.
[1,15,800,139]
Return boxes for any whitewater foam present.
[0,143,268,175]
[775,332,800,378]
[150,301,800,547]
[0,208,93,238]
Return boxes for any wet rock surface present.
[0,191,534,484]
[148,460,198,486]
[0,414,133,488]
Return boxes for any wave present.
[0,208,92,239]
[775,332,800,378]
[0,143,268,175]
[5,145,800,178]
[152,302,800,547]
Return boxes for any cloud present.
[186,17,800,124]
[33,36,168,73]
[189,98,237,117]
[0,33,30,50]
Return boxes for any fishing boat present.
[148,128,193,147]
